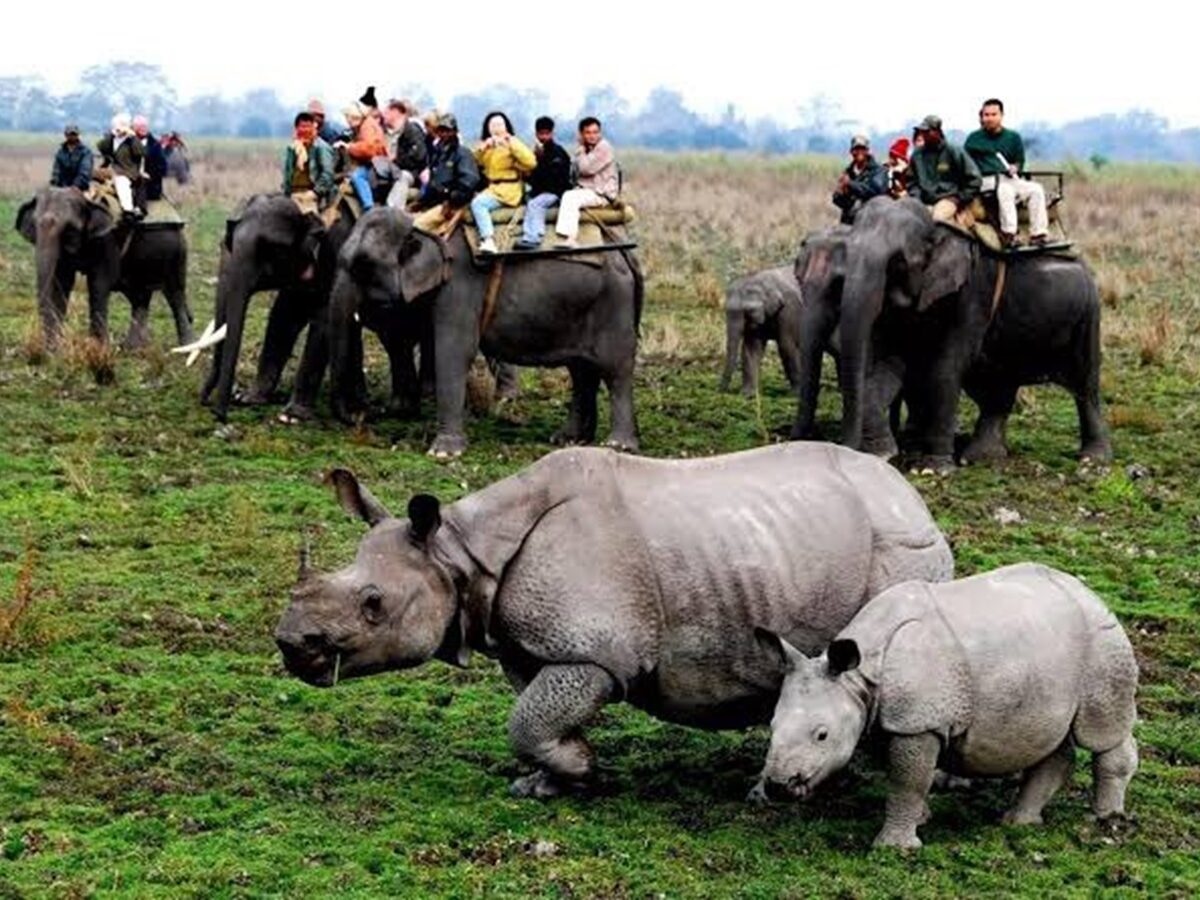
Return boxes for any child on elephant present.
[471,111,536,254]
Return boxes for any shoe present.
[999,232,1019,249]
[1030,234,1049,247]
[513,240,540,251]
[479,237,498,254]
[554,236,577,249]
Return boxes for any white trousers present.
[988,174,1048,237]
[385,170,416,210]
[555,188,608,240]
[114,175,135,211]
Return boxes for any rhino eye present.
[815,727,829,743]
[360,590,385,625]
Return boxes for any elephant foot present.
[603,433,639,453]
[386,396,421,420]
[121,329,150,353]
[550,425,594,447]
[1079,441,1113,464]
[862,435,900,461]
[427,433,467,461]
[509,770,586,800]
[959,437,1008,465]
[907,455,957,477]
[278,402,317,426]
[789,423,821,442]
[233,386,275,407]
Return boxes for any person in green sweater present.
[964,98,1048,247]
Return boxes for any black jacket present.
[421,137,480,209]
[528,139,572,198]
[394,121,428,175]
[142,134,168,201]
[51,142,94,190]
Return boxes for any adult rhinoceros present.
[275,443,953,798]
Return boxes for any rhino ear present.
[755,627,805,671]
[827,639,861,676]
[406,494,441,546]
[326,468,392,526]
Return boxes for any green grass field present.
[1,142,1198,897]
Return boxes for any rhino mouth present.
[276,636,345,687]
[766,772,817,802]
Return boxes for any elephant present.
[14,187,193,350]
[327,208,643,458]
[790,197,1110,471]
[199,194,357,422]
[720,265,804,397]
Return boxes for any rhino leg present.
[1003,738,1076,826]
[507,663,615,799]
[1091,735,1138,818]
[875,733,941,849]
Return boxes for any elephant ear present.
[399,231,447,301]
[917,228,972,311]
[85,203,116,241]
[15,198,37,244]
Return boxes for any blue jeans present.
[523,192,560,244]
[350,165,375,210]
[470,193,505,238]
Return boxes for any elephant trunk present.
[837,259,887,451]
[35,224,67,346]
[208,253,256,422]
[327,267,366,423]
[721,307,744,392]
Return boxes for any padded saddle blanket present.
[460,204,636,264]
[87,183,184,228]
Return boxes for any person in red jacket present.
[338,101,387,210]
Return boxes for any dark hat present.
[436,112,459,131]
[917,114,943,132]
[63,123,80,136]
[849,134,870,151]
[359,86,378,109]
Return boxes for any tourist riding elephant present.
[720,264,804,397]
[198,194,356,422]
[327,208,643,458]
[790,197,1110,471]
[15,187,193,349]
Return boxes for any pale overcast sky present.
[3,0,1193,131]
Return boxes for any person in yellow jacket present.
[471,111,536,253]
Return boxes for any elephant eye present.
[815,727,829,742]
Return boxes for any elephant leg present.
[384,332,420,419]
[552,362,600,446]
[1003,738,1075,826]
[961,376,1017,464]
[603,356,639,452]
[862,356,904,460]
[41,265,75,348]
[790,302,837,440]
[122,289,153,351]
[164,269,194,346]
[282,308,330,422]
[507,664,616,799]
[778,332,802,394]
[494,361,521,402]
[1073,314,1111,462]
[247,288,309,405]
[910,355,967,474]
[86,270,116,345]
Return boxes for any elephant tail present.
[617,245,644,335]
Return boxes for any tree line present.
[3,63,1199,163]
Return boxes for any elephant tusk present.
[171,321,227,366]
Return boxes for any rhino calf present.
[276,443,953,799]
[758,563,1138,848]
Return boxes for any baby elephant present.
[757,563,1139,849]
